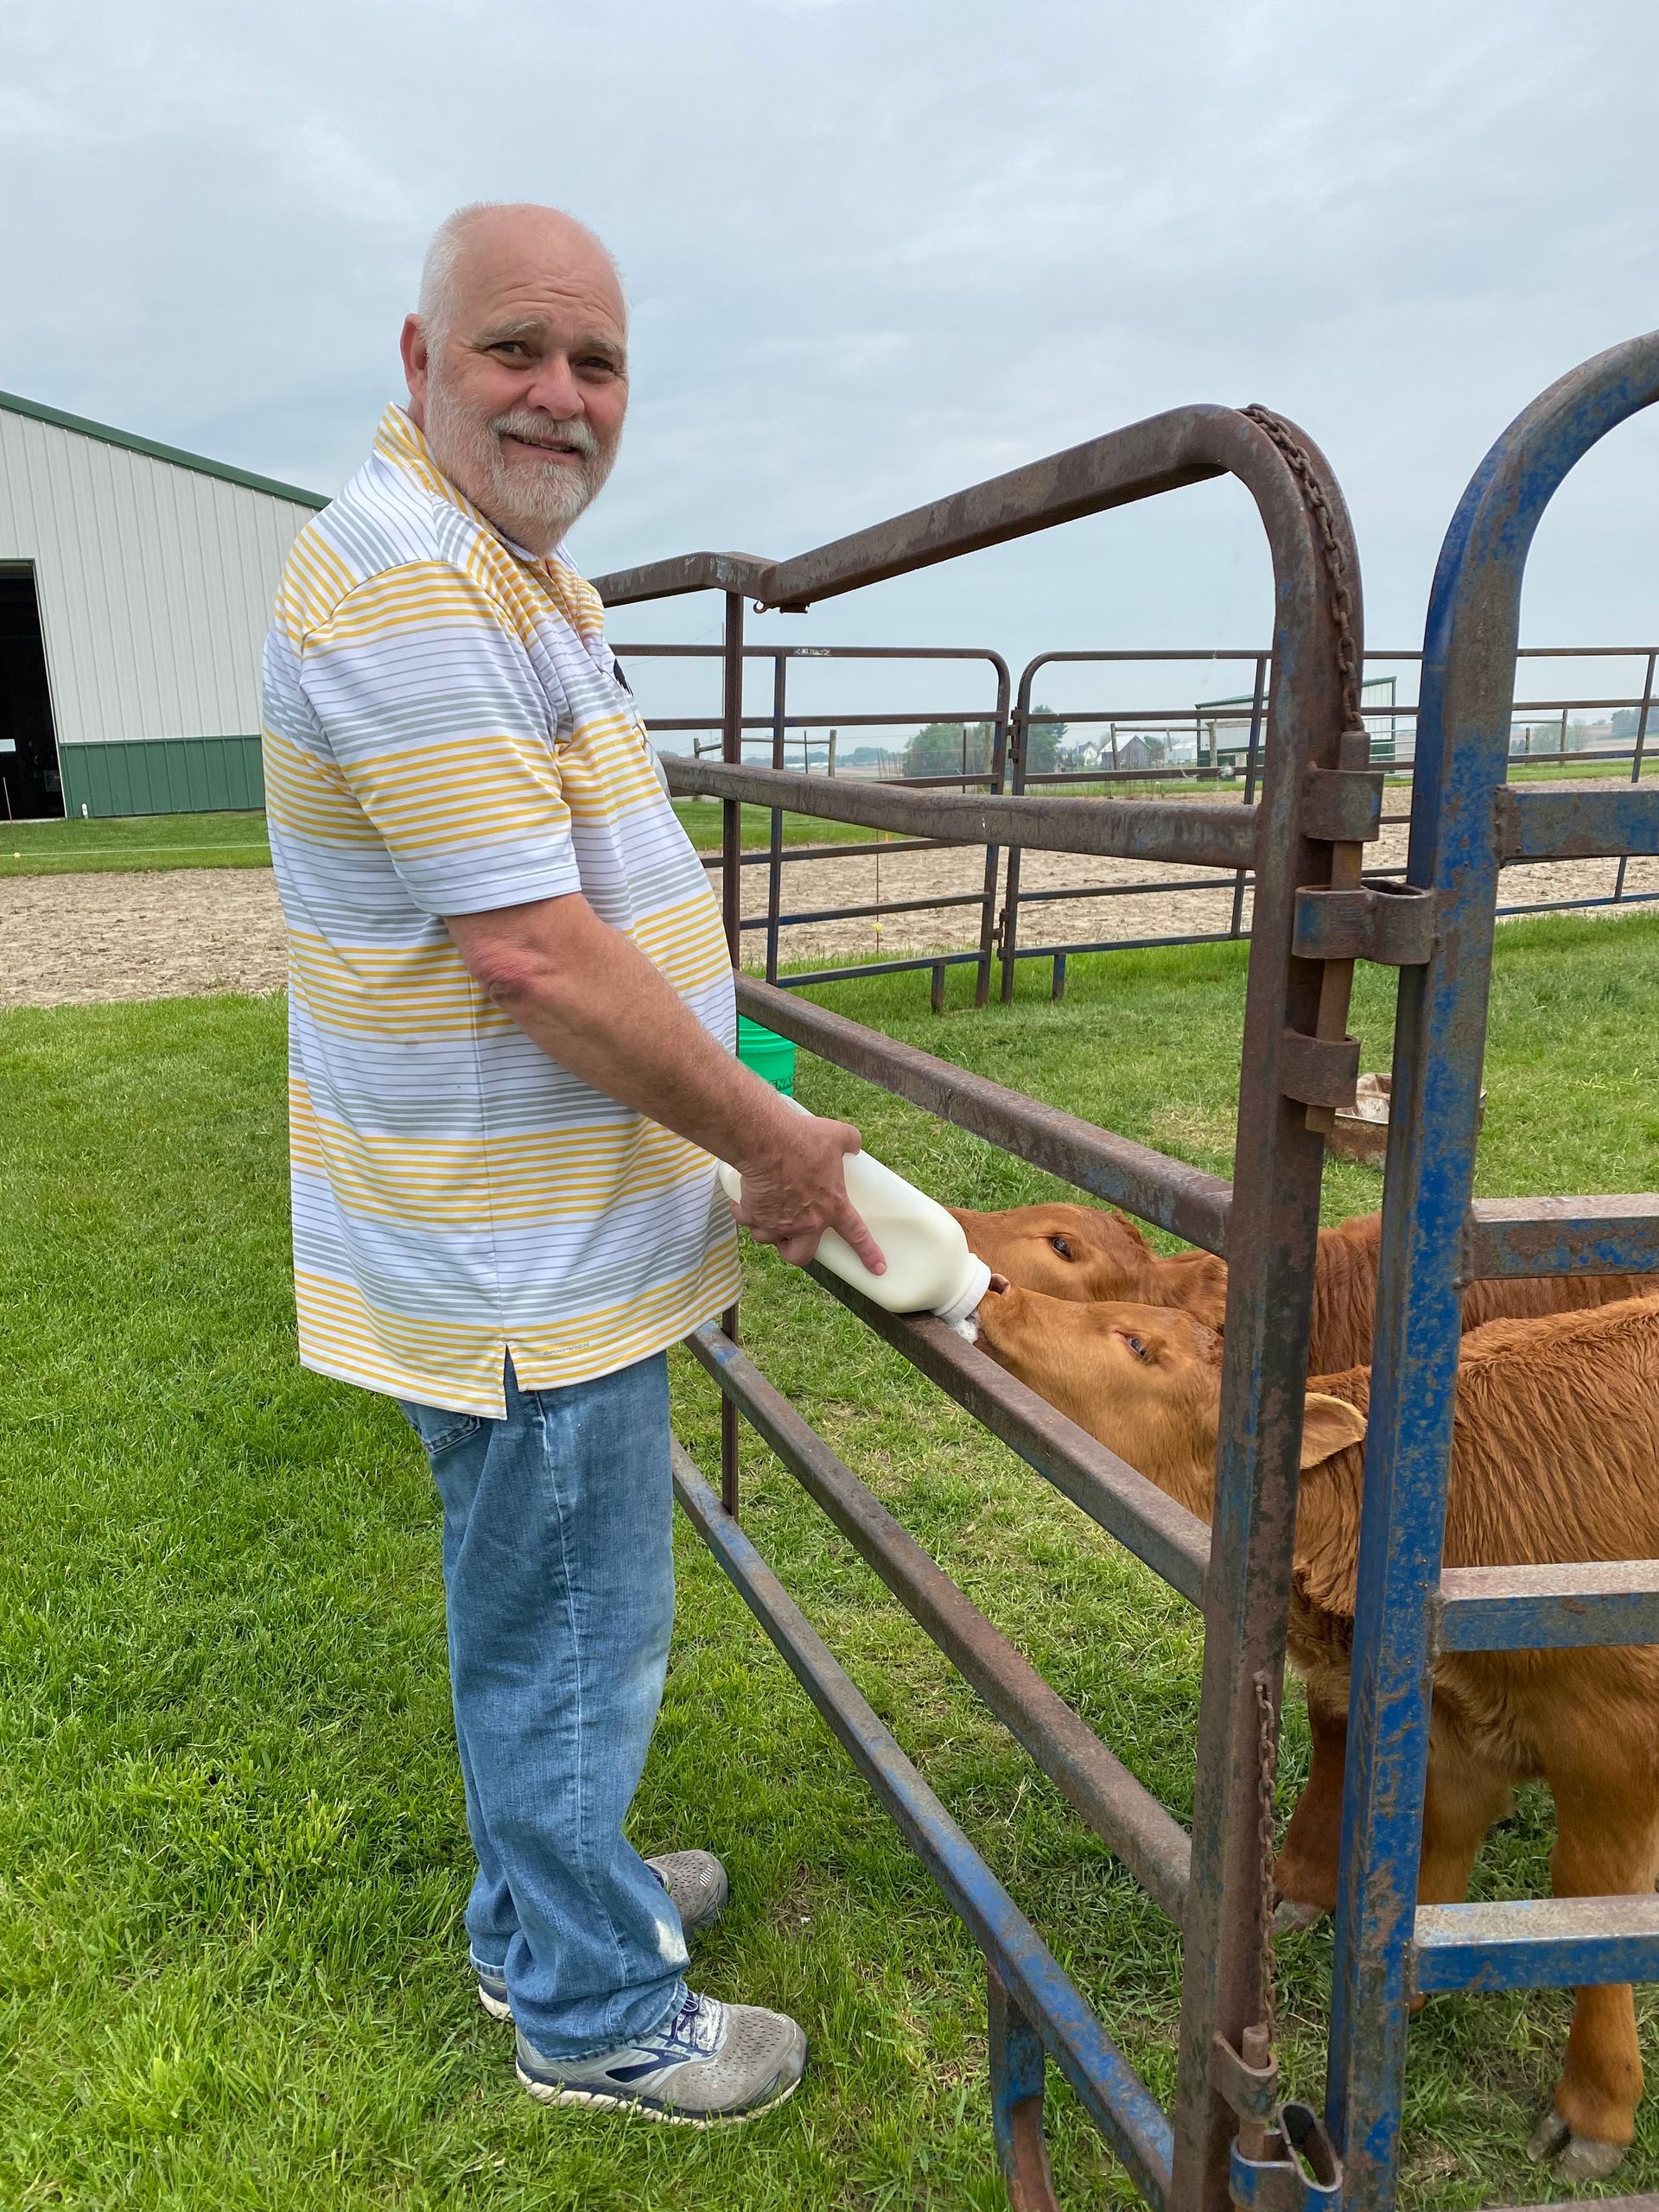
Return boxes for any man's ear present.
[1300,1392,1368,1470]
[400,313,430,417]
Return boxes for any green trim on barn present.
[0,391,328,510]
[60,737,265,818]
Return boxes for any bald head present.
[400,202,629,554]
[418,203,626,353]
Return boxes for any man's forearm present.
[448,893,798,1172]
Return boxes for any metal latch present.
[1218,2030,1343,2212]
[1280,1029,1361,1111]
[1292,882,1439,967]
[1230,2101,1344,2212]
[1300,763,1383,845]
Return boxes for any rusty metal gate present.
[593,341,1658,2209]
[1321,331,1659,2212]
[594,399,1414,2211]
[610,639,1657,1006]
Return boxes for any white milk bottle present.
[716,1105,991,1327]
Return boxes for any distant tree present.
[904,708,1067,779]
[904,721,991,777]
[1020,707,1066,777]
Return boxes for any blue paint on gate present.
[1326,330,1659,2212]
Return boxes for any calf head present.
[969,1281,1366,1519]
[950,1201,1192,1306]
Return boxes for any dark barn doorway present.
[0,569,65,820]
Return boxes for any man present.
[261,201,881,2125]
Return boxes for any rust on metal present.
[1463,1192,1659,1278]
[685,1321,1194,1920]
[809,1269,1213,1607]
[738,975,1233,1254]
[669,753,1258,868]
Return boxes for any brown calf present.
[950,1199,1645,1370]
[969,1281,1659,2182]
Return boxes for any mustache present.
[491,410,601,459]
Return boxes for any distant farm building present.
[0,391,325,818]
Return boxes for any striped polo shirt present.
[260,403,740,1416]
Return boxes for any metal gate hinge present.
[1280,1028,1361,1111]
[1230,2101,1343,2212]
[1292,881,1438,967]
[1214,2031,1279,2126]
[1301,764,1383,844]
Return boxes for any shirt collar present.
[372,403,568,570]
[373,402,607,652]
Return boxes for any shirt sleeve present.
[297,560,584,916]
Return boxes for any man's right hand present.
[729,1112,887,1274]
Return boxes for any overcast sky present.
[4,0,1656,733]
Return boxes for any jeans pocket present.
[397,1401,485,1457]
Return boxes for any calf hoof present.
[1272,1897,1327,1936]
[1527,2111,1570,2164]
[1526,2110,1626,2184]
[1556,2135,1625,2185]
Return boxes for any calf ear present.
[1111,1211,1151,1249]
[1300,1392,1368,1470]
[1156,1250,1229,1331]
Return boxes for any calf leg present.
[1529,1746,1659,2182]
[1417,1738,1512,1907]
[1275,1688,1348,1924]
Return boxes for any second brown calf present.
[950,1199,1645,1370]
[969,1280,1659,2183]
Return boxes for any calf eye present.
[1123,1332,1147,1359]
[1050,1235,1073,1258]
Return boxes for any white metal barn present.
[0,391,326,819]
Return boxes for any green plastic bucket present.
[737,1015,796,1096]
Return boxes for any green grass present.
[3,916,1657,2208]
[0,807,887,878]
[0,812,273,875]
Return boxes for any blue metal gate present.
[1326,330,1659,2212]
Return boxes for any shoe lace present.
[663,1990,721,2058]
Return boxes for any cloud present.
[1,0,1655,694]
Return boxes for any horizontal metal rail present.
[1497,785,1659,860]
[599,405,1257,611]
[766,933,1249,995]
[1463,1195,1659,1278]
[667,756,1257,868]
[1474,2196,1659,2212]
[672,1440,1177,2205]
[736,974,1234,1255]
[684,1323,1193,1919]
[1438,1560,1659,1650]
[1413,1897,1659,1995]
[734,888,988,932]
[809,1271,1213,1608]
[697,837,959,868]
[652,632,1656,1006]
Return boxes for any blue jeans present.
[397,1351,689,2057]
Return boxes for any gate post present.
[1169,408,1366,2212]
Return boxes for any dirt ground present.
[3,802,1656,1009]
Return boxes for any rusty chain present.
[1252,1669,1280,2047]
[1240,404,1364,739]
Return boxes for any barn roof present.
[0,388,328,510]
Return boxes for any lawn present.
[0,805,886,879]
[2,916,1656,2209]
